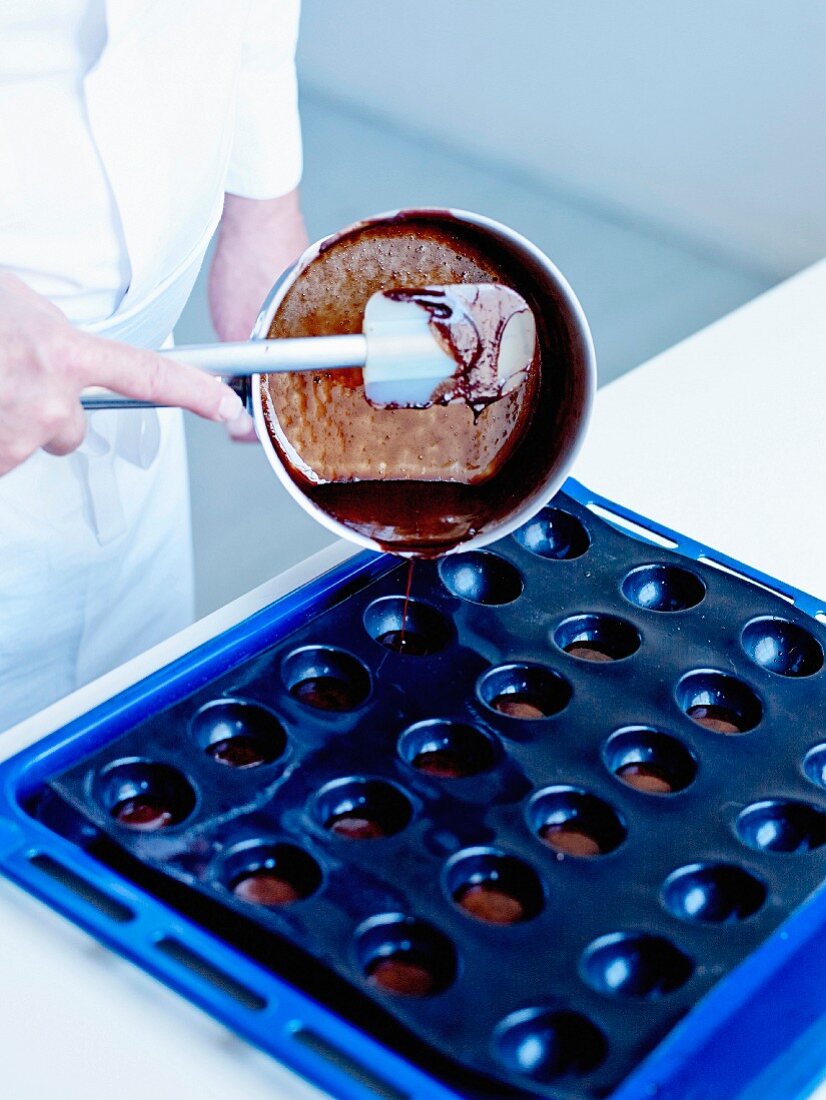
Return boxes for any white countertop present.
[574,257,826,602]
[2,259,826,1098]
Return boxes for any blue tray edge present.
[0,479,823,1100]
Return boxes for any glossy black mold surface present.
[43,489,826,1099]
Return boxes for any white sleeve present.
[224,0,303,199]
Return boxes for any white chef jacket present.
[0,0,303,732]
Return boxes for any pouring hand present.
[0,271,244,477]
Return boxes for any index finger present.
[74,333,244,421]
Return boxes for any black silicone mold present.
[40,487,826,1099]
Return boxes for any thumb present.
[74,332,244,422]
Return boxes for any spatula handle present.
[80,334,367,410]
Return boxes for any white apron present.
[0,251,208,733]
[0,0,302,732]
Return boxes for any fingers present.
[42,402,88,456]
[74,333,244,422]
[225,410,258,442]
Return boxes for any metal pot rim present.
[249,207,596,556]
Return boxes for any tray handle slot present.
[289,1024,409,1100]
[585,502,679,549]
[154,937,267,1012]
[29,853,133,924]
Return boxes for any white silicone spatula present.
[81,283,536,411]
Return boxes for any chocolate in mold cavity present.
[232,870,301,906]
[412,748,469,778]
[564,641,615,663]
[290,675,362,711]
[455,882,526,924]
[540,821,602,857]
[263,212,587,554]
[207,736,268,768]
[490,693,547,720]
[687,704,743,735]
[112,796,174,831]
[327,811,386,840]
[367,954,437,997]
[616,763,675,794]
[376,629,431,655]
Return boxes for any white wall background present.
[299,0,826,278]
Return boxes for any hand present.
[0,272,244,477]
[208,187,309,442]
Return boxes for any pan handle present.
[79,334,366,410]
[80,376,251,411]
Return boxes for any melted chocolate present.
[540,821,602,857]
[112,796,174,831]
[290,676,361,711]
[616,763,674,794]
[412,748,471,778]
[564,641,615,663]
[326,811,386,840]
[489,692,547,719]
[262,211,590,555]
[207,736,268,768]
[367,955,437,997]
[232,870,301,906]
[377,629,431,655]
[455,882,525,925]
[306,479,489,557]
[687,704,743,734]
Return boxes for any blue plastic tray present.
[0,479,824,1100]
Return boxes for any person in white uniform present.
[0,1,309,731]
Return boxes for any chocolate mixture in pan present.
[261,212,574,555]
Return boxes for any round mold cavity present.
[622,564,705,613]
[677,670,761,735]
[580,932,692,999]
[29,788,101,849]
[527,786,626,858]
[96,760,196,831]
[554,614,640,663]
[736,799,826,854]
[662,862,766,923]
[513,507,590,561]
[312,777,412,840]
[803,744,826,789]
[438,551,523,605]
[492,1006,606,1081]
[444,848,543,925]
[602,727,696,795]
[397,719,497,779]
[741,617,824,678]
[477,663,571,721]
[282,646,370,712]
[224,841,322,907]
[355,913,456,997]
[363,596,452,656]
[191,699,286,769]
